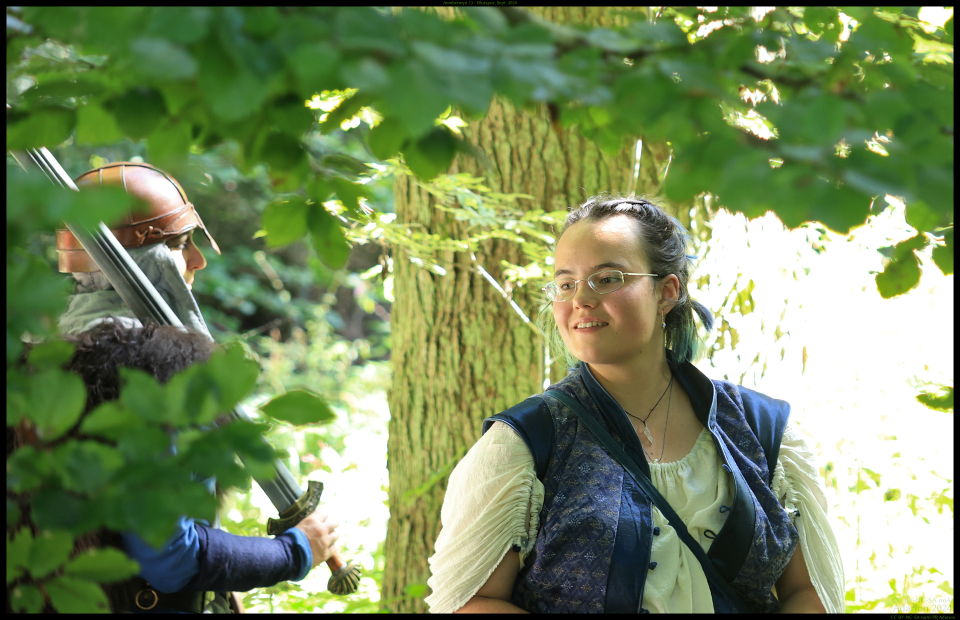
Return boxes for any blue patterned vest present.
[482,352,798,613]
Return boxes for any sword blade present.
[14,147,303,513]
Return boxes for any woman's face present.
[552,215,662,368]
[165,231,207,289]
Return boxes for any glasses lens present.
[545,280,574,301]
[589,271,625,294]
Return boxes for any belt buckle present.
[136,585,159,610]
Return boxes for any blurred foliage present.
[6,4,953,614]
[6,6,953,297]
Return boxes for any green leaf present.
[336,8,406,56]
[267,96,317,137]
[27,339,75,368]
[330,177,373,219]
[242,6,281,39]
[204,341,260,412]
[462,6,509,34]
[384,60,449,137]
[905,201,943,233]
[804,7,840,35]
[811,184,872,235]
[6,106,76,151]
[175,373,221,426]
[108,88,167,140]
[262,196,309,247]
[6,445,55,493]
[148,118,192,171]
[260,389,336,426]
[876,244,922,299]
[340,57,391,93]
[176,421,277,485]
[318,92,377,133]
[9,585,44,613]
[112,482,213,548]
[6,372,28,427]
[306,177,334,204]
[260,132,305,173]
[130,36,198,80]
[7,528,34,584]
[119,368,168,423]
[31,489,86,533]
[29,368,87,441]
[196,38,267,123]
[51,441,125,495]
[307,203,350,269]
[28,529,74,580]
[288,42,343,98]
[116,426,173,462]
[62,185,134,232]
[917,386,953,412]
[76,104,124,146]
[404,128,457,180]
[322,153,374,177]
[64,547,140,583]
[45,575,111,613]
[145,7,211,44]
[931,228,953,275]
[6,258,72,356]
[159,81,196,116]
[79,401,143,441]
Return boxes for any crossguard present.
[265,480,362,595]
[267,480,324,536]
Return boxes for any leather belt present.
[133,578,205,613]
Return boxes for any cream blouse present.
[425,421,844,613]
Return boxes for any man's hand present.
[292,509,340,568]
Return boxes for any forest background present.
[6,6,953,614]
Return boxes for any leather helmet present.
[56,161,221,273]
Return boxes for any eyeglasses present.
[542,270,659,302]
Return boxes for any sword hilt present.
[266,480,362,595]
[266,480,325,536]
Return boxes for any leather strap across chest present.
[543,389,748,613]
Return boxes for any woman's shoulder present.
[711,380,792,423]
[484,395,555,480]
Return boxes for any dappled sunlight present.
[692,203,953,612]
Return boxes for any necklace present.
[646,379,673,463]
[624,372,674,445]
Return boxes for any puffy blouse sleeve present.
[425,421,544,614]
[770,422,846,614]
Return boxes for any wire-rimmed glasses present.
[542,270,659,302]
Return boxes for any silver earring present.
[661,311,666,330]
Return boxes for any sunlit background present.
[694,200,953,613]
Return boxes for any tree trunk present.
[382,7,670,612]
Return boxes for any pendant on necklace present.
[643,424,654,444]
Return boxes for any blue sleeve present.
[178,524,312,592]
[121,516,201,593]
[123,519,313,593]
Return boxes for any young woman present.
[426,196,844,613]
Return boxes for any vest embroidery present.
[507,365,798,613]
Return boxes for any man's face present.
[165,230,206,289]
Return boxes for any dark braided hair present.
[538,194,714,368]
